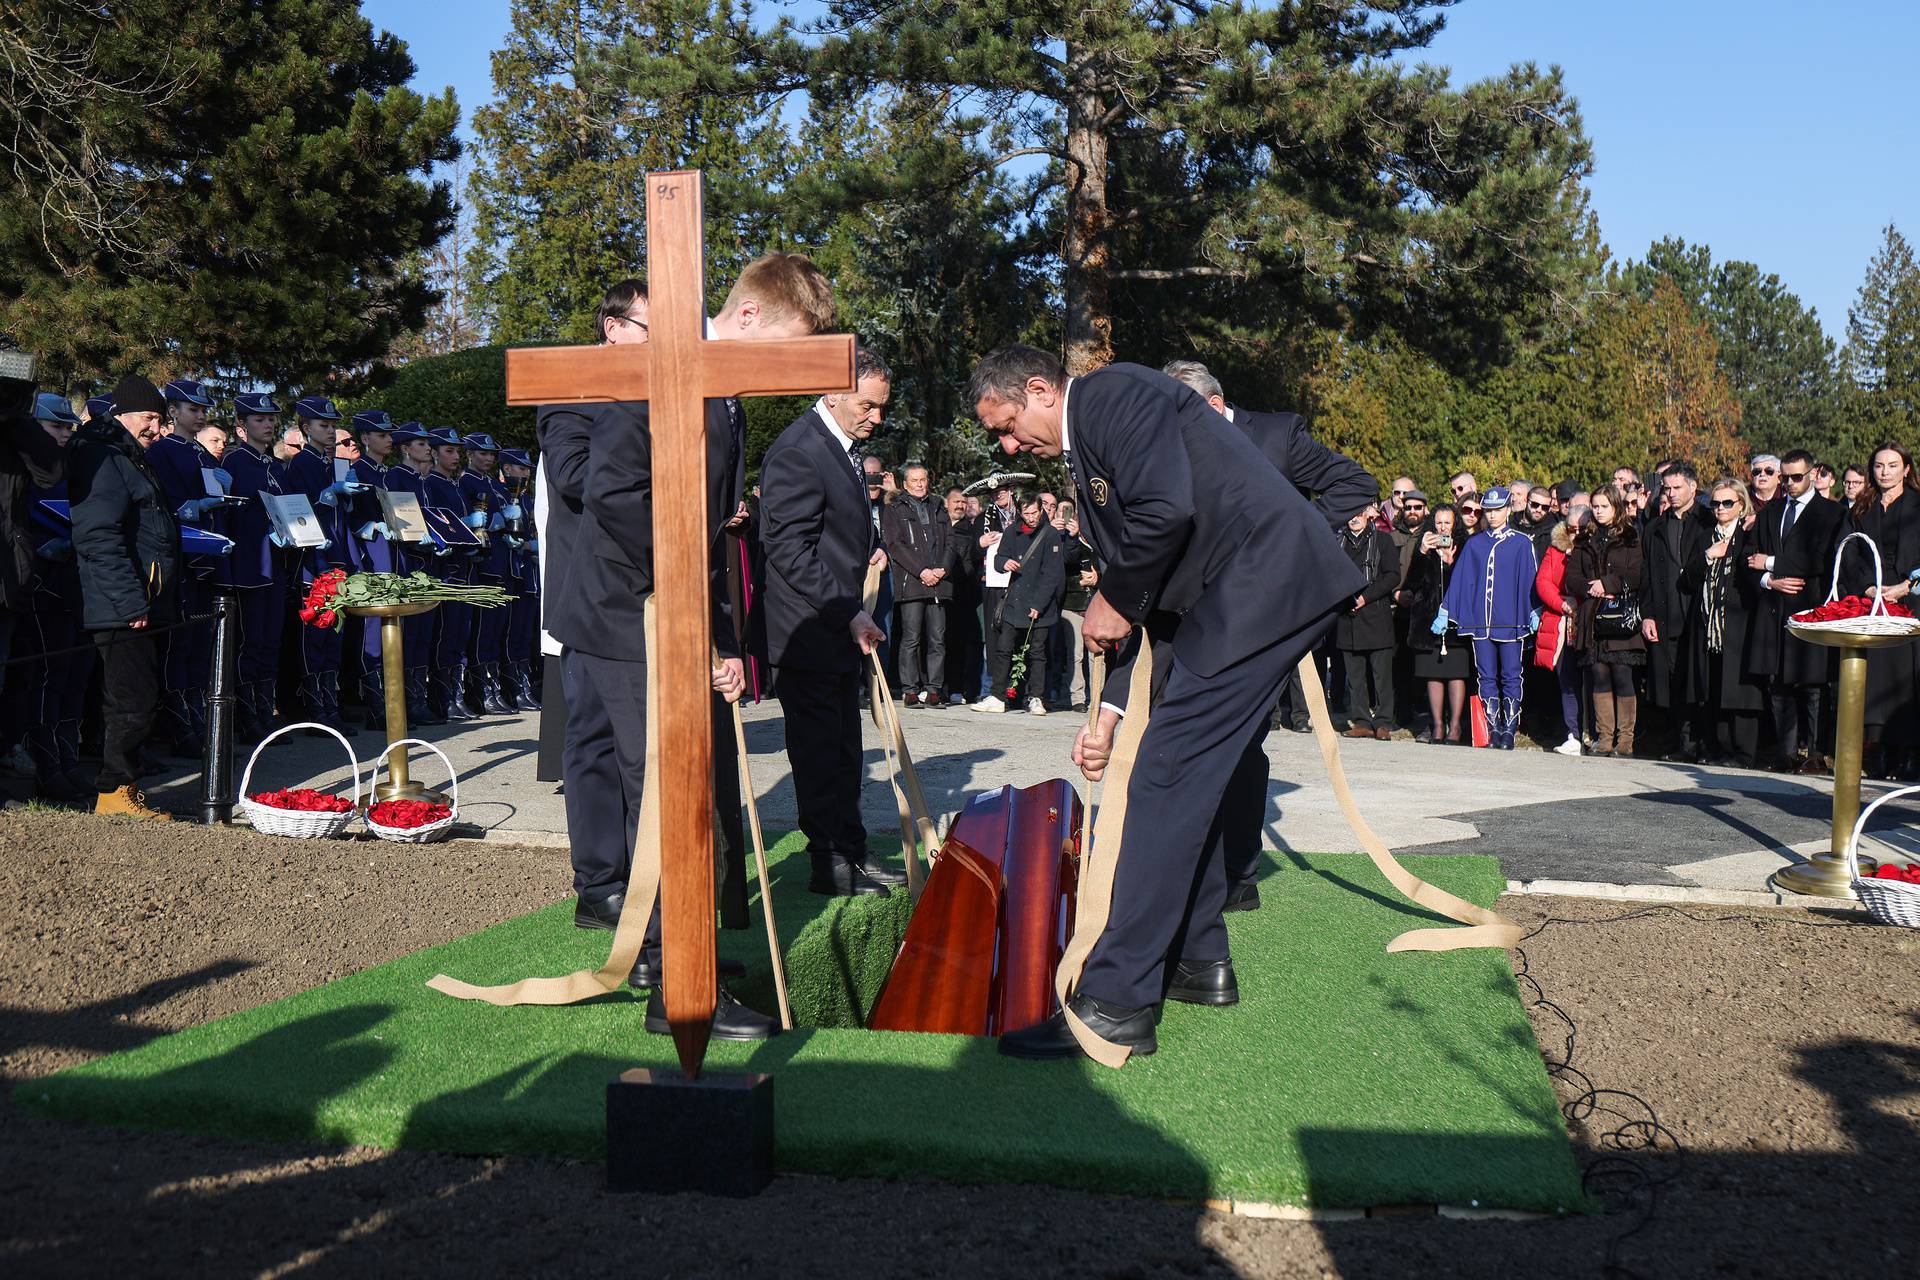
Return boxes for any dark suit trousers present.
[1769,681,1825,763]
[894,599,946,696]
[1080,615,1325,1010]
[561,648,636,901]
[776,665,867,859]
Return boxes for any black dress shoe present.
[643,985,779,1041]
[627,956,747,989]
[1166,957,1239,1006]
[999,992,1157,1060]
[808,860,891,897]
[1223,880,1261,913]
[858,858,908,887]
[574,890,625,930]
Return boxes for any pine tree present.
[738,1,1594,375]
[0,1,459,388]
[466,0,788,345]
[1844,223,1920,430]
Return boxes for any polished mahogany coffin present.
[866,778,1084,1036]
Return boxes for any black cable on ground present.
[1514,904,1861,1279]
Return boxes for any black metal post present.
[200,591,239,824]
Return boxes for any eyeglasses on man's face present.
[1392,488,1414,499]
[609,313,649,335]
[1527,500,1551,512]
[1782,469,1810,484]
[1750,466,1777,477]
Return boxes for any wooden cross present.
[505,170,854,1078]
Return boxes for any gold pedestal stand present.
[1773,628,1912,899]
[345,601,447,806]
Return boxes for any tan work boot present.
[1615,695,1638,757]
[95,784,173,821]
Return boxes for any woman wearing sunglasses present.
[1678,477,1766,767]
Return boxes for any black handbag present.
[1592,541,1641,639]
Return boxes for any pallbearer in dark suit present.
[546,254,836,1041]
[1745,449,1842,771]
[224,393,290,739]
[759,345,897,897]
[1162,360,1378,909]
[972,348,1364,1060]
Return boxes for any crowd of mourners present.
[860,441,1920,780]
[9,354,1920,825]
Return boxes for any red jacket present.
[1532,524,1576,667]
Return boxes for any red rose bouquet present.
[249,786,354,813]
[301,570,511,632]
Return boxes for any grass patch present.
[19,836,1585,1211]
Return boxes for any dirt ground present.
[3,808,1917,1279]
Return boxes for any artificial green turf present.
[18,835,1586,1212]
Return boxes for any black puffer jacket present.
[68,417,180,630]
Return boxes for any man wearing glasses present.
[1450,471,1477,503]
[1745,449,1842,772]
[1748,454,1782,517]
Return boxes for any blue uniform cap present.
[34,392,82,426]
[84,394,113,420]
[461,431,500,452]
[352,408,394,434]
[427,426,463,447]
[501,447,532,467]
[233,391,280,416]
[390,421,427,444]
[1481,486,1512,511]
[293,395,341,421]
[162,378,216,408]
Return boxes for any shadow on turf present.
[0,958,256,1075]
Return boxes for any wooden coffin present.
[866,778,1083,1036]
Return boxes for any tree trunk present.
[1062,41,1112,377]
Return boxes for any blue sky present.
[363,0,1916,339]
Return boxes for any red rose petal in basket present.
[250,787,353,813]
[369,799,452,829]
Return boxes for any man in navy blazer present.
[758,345,895,897]
[971,347,1364,1061]
[1163,359,1379,911]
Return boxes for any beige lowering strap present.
[1054,645,1522,1069]
[426,603,794,1022]
[863,561,937,898]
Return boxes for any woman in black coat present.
[1404,505,1472,743]
[1335,507,1401,738]
[1840,444,1920,777]
[1679,477,1767,766]
[1565,484,1645,757]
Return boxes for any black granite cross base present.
[606,1068,774,1195]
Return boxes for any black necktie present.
[1782,497,1798,541]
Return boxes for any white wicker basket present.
[1788,532,1920,639]
[1841,783,1920,927]
[364,738,459,843]
[239,723,362,838]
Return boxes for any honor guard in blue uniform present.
[344,409,399,714]
[384,423,443,724]
[1438,485,1539,750]
[148,378,227,757]
[422,426,479,720]
[223,392,292,739]
[9,394,95,802]
[500,447,541,709]
[284,394,364,733]
[457,432,518,714]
